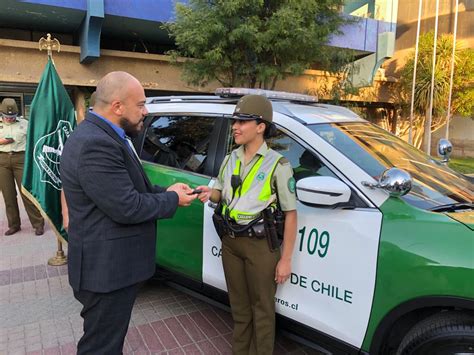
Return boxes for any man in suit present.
[61,71,210,354]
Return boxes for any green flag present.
[22,58,76,242]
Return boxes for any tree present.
[397,32,474,151]
[165,0,347,89]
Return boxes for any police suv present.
[133,88,474,355]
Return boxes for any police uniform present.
[0,98,44,236]
[213,95,297,355]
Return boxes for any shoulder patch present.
[288,177,296,193]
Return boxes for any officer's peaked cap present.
[1,98,19,118]
[232,95,273,123]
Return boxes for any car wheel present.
[396,311,474,355]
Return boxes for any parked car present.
[132,88,474,355]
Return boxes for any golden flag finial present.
[39,33,61,59]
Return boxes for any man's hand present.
[275,258,292,284]
[167,183,196,206]
[192,185,211,203]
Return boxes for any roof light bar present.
[215,88,318,103]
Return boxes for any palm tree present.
[398,32,473,152]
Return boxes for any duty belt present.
[226,220,266,239]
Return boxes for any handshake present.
[166,183,211,207]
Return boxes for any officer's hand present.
[275,258,292,284]
[167,183,196,206]
[0,138,14,145]
[193,185,211,203]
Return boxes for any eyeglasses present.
[2,115,17,120]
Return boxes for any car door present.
[137,114,226,281]
[202,122,383,349]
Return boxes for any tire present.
[396,311,474,355]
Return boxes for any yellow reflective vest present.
[220,149,282,224]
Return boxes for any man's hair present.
[94,72,139,107]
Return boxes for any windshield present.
[310,122,473,210]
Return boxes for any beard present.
[120,117,143,137]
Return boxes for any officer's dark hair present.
[257,119,277,139]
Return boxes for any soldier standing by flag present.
[0,98,44,236]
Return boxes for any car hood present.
[445,211,474,231]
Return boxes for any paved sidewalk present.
[0,197,321,355]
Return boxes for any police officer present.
[0,98,44,236]
[209,94,297,354]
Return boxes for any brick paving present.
[0,197,323,355]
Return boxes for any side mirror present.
[296,176,351,207]
[437,138,453,163]
[362,168,412,197]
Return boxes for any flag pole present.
[38,33,67,266]
[425,0,440,154]
[409,0,423,145]
[445,0,458,139]
[49,239,67,266]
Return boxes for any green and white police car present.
[133,88,474,355]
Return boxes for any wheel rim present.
[413,338,474,355]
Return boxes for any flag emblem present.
[33,120,73,190]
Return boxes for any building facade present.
[0,0,398,121]
[1,1,471,156]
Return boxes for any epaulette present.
[278,157,290,165]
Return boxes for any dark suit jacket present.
[60,112,179,293]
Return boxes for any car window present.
[268,130,338,181]
[141,115,215,174]
[310,122,474,210]
[228,127,338,181]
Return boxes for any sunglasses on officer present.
[2,114,17,121]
